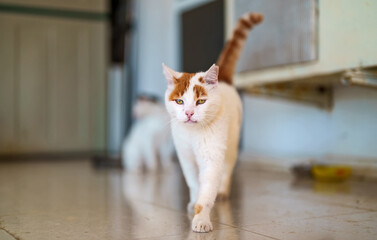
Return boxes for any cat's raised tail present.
[217,12,263,85]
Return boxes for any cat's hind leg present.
[217,123,240,200]
[217,145,238,201]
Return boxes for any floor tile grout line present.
[212,221,239,230]
[211,220,238,230]
[213,221,285,239]
[238,227,282,240]
[0,227,20,240]
[126,197,186,214]
[214,221,239,229]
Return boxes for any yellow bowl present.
[312,165,352,182]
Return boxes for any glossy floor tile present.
[0,160,376,240]
[244,211,377,240]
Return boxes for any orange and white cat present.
[162,12,263,232]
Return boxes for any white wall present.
[242,95,331,158]
[242,86,377,160]
[330,86,377,158]
[134,0,176,99]
[133,0,213,99]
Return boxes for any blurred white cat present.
[122,95,174,172]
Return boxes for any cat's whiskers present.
[161,117,175,130]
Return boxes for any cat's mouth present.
[185,119,197,124]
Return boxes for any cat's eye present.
[196,99,206,105]
[175,99,184,105]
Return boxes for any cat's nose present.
[185,110,194,118]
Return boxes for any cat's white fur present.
[122,98,174,172]
[163,65,242,232]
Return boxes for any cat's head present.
[162,64,221,126]
[133,95,161,119]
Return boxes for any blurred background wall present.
[243,86,377,159]
[0,0,376,175]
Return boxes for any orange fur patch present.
[216,12,263,85]
[240,18,252,29]
[234,28,247,40]
[193,85,207,99]
[216,39,241,84]
[250,13,264,24]
[198,77,205,83]
[194,204,203,215]
[168,72,195,101]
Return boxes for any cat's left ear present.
[204,64,219,85]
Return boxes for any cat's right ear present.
[162,63,178,86]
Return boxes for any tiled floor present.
[0,160,376,240]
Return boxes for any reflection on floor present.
[0,160,376,240]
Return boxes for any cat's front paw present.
[191,214,213,233]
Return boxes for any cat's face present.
[133,97,159,119]
[163,64,221,126]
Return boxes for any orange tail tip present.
[217,12,263,85]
